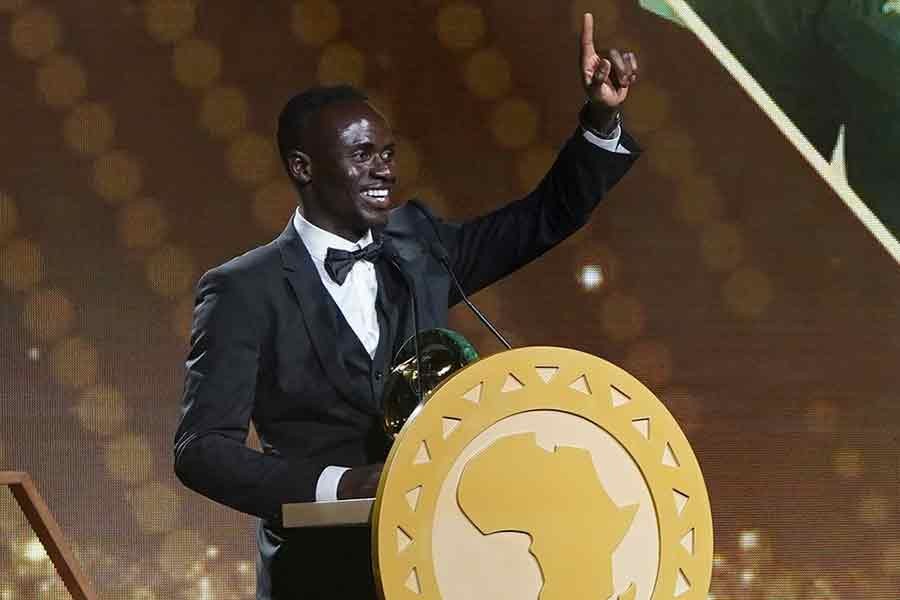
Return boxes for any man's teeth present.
[362,189,389,199]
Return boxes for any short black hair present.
[276,85,368,169]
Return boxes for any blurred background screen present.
[0,1,898,599]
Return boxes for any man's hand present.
[337,463,383,499]
[580,13,639,129]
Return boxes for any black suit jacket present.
[173,130,639,599]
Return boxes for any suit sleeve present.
[173,269,325,524]
[437,129,640,301]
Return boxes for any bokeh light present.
[623,339,673,389]
[51,336,98,389]
[253,180,296,234]
[646,129,698,178]
[491,98,539,149]
[93,151,144,204]
[226,133,277,185]
[36,53,87,109]
[76,384,127,436]
[436,2,486,50]
[128,482,181,535]
[805,398,838,434]
[63,102,116,156]
[600,291,645,342]
[200,86,249,140]
[117,199,169,249]
[144,0,197,45]
[0,238,44,291]
[173,38,222,89]
[10,6,61,61]
[157,530,205,577]
[317,41,365,87]
[700,221,743,272]
[857,493,891,525]
[0,192,18,243]
[577,264,604,290]
[146,244,195,298]
[291,0,341,46]
[517,144,555,192]
[22,287,75,341]
[675,175,725,226]
[104,433,153,484]
[463,48,512,100]
[722,266,773,318]
[832,448,863,479]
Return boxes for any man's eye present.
[353,150,371,161]
[380,150,395,162]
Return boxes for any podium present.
[284,347,713,600]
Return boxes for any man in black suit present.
[174,14,641,600]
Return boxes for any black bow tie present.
[323,240,384,285]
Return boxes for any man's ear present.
[287,150,312,185]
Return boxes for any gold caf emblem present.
[372,347,713,600]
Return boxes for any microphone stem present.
[440,256,512,350]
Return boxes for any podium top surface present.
[282,498,374,528]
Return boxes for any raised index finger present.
[581,13,595,53]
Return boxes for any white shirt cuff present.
[582,125,631,155]
[315,466,351,502]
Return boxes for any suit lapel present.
[276,223,377,416]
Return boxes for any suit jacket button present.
[374,370,383,381]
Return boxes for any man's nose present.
[372,155,395,181]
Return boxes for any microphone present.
[380,239,424,406]
[407,201,512,351]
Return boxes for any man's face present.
[300,100,399,240]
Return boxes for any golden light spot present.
[22,287,75,340]
[491,98,539,149]
[623,81,670,133]
[291,0,341,46]
[172,37,221,89]
[62,102,116,156]
[118,199,168,249]
[570,0,619,37]
[200,86,249,139]
[833,448,863,479]
[675,175,724,226]
[36,54,86,109]
[144,0,197,44]
[0,192,18,242]
[647,129,697,177]
[172,295,195,344]
[10,6,61,61]
[624,339,672,389]
[226,132,277,185]
[146,244,195,298]
[93,151,143,204]
[805,398,838,434]
[129,482,181,534]
[437,2,486,50]
[317,41,365,86]
[253,180,296,234]
[882,543,900,574]
[700,221,743,272]
[104,433,153,484]
[76,384,127,436]
[51,336,98,389]
[463,47,511,99]
[395,137,421,186]
[517,144,555,192]
[723,267,773,318]
[158,530,205,574]
[0,238,44,291]
[600,292,645,342]
[858,493,891,525]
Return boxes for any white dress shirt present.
[305,125,627,501]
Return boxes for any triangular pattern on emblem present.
[535,366,559,383]
[569,374,591,395]
[441,417,461,439]
[501,373,524,392]
[674,569,691,597]
[413,441,431,465]
[680,529,694,555]
[662,443,680,468]
[405,486,422,512]
[673,489,689,516]
[397,527,413,552]
[405,567,421,594]
[632,418,650,440]
[611,385,630,407]
[462,383,483,404]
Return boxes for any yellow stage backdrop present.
[0,1,898,599]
